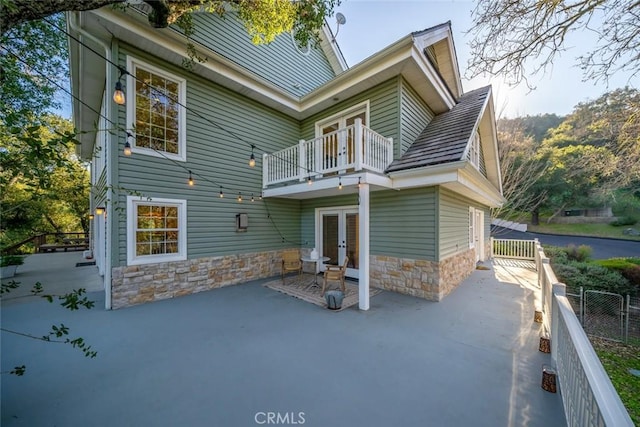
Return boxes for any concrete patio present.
[1,253,566,426]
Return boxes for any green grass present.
[590,338,640,425]
[528,222,640,241]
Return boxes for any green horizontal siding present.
[437,187,491,260]
[300,77,400,146]
[114,43,303,266]
[186,12,335,97]
[371,187,437,260]
[400,79,434,157]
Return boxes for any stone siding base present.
[111,249,296,309]
[370,249,476,301]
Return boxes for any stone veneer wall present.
[370,248,476,301]
[111,249,296,309]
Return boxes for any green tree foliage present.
[1,0,340,49]
[0,115,90,248]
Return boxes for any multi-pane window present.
[135,205,179,256]
[468,131,480,169]
[127,197,187,265]
[127,57,186,161]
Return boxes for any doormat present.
[263,275,381,311]
[76,261,96,267]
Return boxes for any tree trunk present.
[531,209,540,225]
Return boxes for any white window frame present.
[126,196,187,266]
[468,131,480,170]
[126,56,187,162]
[314,100,370,137]
[469,206,475,249]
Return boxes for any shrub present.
[553,261,635,296]
[543,244,592,263]
[594,258,640,287]
[0,255,25,267]
[610,216,638,226]
[542,245,569,265]
[566,244,592,262]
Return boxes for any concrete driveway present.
[1,261,565,427]
[492,227,640,259]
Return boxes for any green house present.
[67,6,504,310]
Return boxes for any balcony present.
[263,119,394,188]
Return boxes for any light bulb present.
[113,81,125,105]
[123,141,132,156]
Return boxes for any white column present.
[358,182,370,310]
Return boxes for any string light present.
[219,187,224,198]
[307,175,313,185]
[237,192,242,202]
[112,69,126,105]
[95,207,105,215]
[88,214,95,220]
[123,141,132,156]
[251,193,255,202]
[249,145,256,167]
[188,170,194,186]
[357,177,361,188]
[338,177,342,190]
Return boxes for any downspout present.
[68,12,114,310]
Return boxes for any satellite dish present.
[333,12,346,40]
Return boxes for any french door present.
[318,207,359,278]
[318,110,367,174]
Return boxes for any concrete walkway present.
[1,252,103,306]
[1,259,566,426]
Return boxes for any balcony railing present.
[263,119,394,188]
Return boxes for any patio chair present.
[281,250,302,283]
[322,256,349,296]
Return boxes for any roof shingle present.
[386,86,491,173]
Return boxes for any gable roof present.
[386,86,491,173]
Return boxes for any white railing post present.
[387,137,394,163]
[262,153,268,189]
[551,282,566,365]
[490,237,494,258]
[354,118,363,171]
[298,139,306,182]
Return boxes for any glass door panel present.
[345,212,359,277]
[322,214,339,266]
[319,208,359,279]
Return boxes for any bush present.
[542,245,569,265]
[0,255,25,267]
[610,216,638,226]
[566,244,592,262]
[594,258,640,287]
[543,244,591,263]
[553,260,635,296]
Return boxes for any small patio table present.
[300,256,330,286]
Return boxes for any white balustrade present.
[263,120,393,187]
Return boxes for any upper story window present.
[468,131,480,170]
[127,56,187,161]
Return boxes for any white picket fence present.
[491,237,537,260]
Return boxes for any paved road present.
[491,227,640,259]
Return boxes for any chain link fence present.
[566,287,639,345]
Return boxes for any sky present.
[331,0,639,118]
